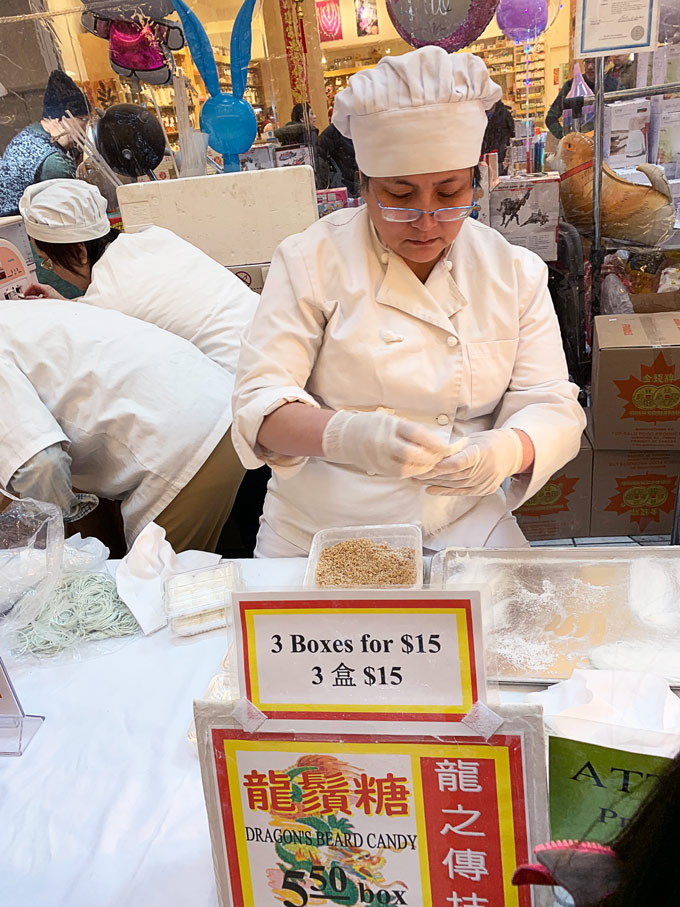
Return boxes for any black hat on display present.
[42,70,90,119]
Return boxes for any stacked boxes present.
[514,432,593,541]
[589,313,680,536]
[489,172,560,261]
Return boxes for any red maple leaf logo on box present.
[605,472,677,532]
[615,352,680,423]
[520,474,579,517]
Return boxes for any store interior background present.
[0,0,571,154]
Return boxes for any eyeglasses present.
[40,257,54,272]
[373,180,478,223]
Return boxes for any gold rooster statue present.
[551,132,676,247]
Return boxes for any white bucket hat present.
[19,178,110,243]
[332,47,502,177]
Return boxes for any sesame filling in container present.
[303,524,424,588]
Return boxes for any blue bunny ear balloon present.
[171,0,257,170]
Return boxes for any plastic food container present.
[429,546,680,685]
[163,562,242,636]
[303,524,423,588]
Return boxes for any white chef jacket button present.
[444,260,453,271]
[436,414,450,426]
[380,253,389,264]
[447,336,458,347]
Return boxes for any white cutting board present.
[116,165,318,266]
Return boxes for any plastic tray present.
[163,562,242,636]
[303,524,423,588]
[429,546,680,686]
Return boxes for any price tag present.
[232,590,486,722]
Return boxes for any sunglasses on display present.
[374,179,478,223]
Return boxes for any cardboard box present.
[227,263,269,294]
[631,290,680,313]
[514,431,592,540]
[590,448,680,536]
[0,215,37,300]
[476,161,493,226]
[239,145,274,171]
[490,172,560,261]
[275,145,313,169]
[317,187,348,218]
[591,312,680,449]
[656,99,680,170]
[603,100,651,170]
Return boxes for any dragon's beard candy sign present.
[195,711,547,907]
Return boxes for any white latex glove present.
[18,282,66,300]
[8,444,99,522]
[417,428,524,496]
[322,410,448,478]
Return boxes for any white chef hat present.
[19,178,110,243]
[332,47,502,177]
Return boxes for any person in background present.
[546,59,619,139]
[0,71,89,217]
[18,179,257,375]
[232,48,585,557]
[274,102,318,145]
[0,299,243,554]
[318,122,360,196]
[261,107,276,139]
[275,103,330,188]
[481,99,515,175]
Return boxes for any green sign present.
[549,736,671,843]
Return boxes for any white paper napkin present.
[115,523,220,635]
[526,669,680,757]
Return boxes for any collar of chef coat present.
[367,213,469,333]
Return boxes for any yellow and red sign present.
[210,730,533,907]
[233,591,486,723]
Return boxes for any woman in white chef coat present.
[232,47,586,557]
[18,179,257,374]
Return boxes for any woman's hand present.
[322,410,448,477]
[19,282,67,300]
[417,428,533,496]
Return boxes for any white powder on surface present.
[493,633,555,673]
[447,556,612,675]
[591,641,680,683]
[445,553,680,682]
[628,558,680,632]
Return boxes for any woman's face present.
[36,244,91,292]
[363,169,475,269]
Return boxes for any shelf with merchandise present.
[323,64,375,78]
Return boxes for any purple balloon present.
[496,0,548,41]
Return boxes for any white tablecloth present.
[1,557,308,907]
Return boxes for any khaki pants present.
[155,428,245,553]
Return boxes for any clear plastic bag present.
[0,493,64,630]
[0,492,140,662]
[601,273,634,315]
